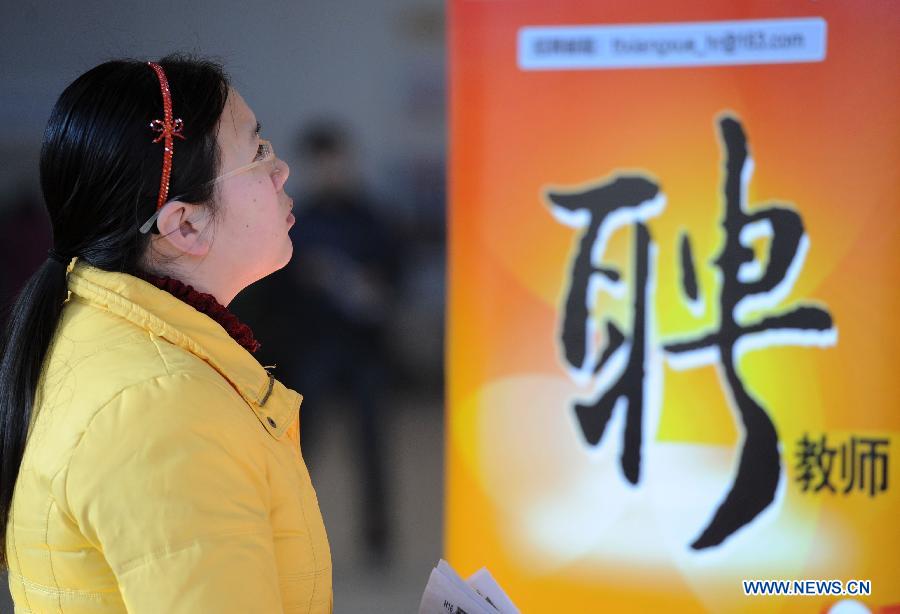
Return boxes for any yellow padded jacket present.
[5,260,333,613]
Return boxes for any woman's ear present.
[152,200,212,257]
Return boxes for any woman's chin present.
[278,241,294,269]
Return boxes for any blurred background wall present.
[0,1,447,611]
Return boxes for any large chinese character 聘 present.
[549,114,836,552]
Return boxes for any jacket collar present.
[65,258,301,440]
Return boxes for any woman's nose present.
[274,157,290,190]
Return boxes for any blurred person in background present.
[0,55,333,612]
[287,121,403,565]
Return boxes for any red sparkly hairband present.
[139,61,185,234]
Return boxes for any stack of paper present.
[418,559,520,614]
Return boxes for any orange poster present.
[446,2,900,612]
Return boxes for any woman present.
[0,56,332,612]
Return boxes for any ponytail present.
[0,258,70,568]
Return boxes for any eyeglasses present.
[211,139,277,184]
[139,139,279,234]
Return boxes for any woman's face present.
[211,88,295,286]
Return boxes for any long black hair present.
[0,54,230,568]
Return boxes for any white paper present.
[467,568,520,614]
[418,566,493,614]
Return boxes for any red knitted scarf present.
[135,271,261,354]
